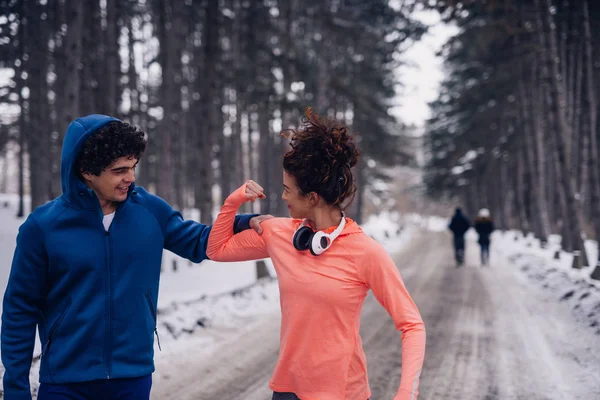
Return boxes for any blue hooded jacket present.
[1,115,254,398]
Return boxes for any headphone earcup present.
[293,226,314,251]
[309,231,331,256]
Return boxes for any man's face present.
[82,157,138,204]
[281,171,313,219]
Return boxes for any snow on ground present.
[361,210,414,252]
[493,230,600,334]
[0,193,409,397]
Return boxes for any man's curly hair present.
[75,121,147,176]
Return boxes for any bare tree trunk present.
[490,163,505,229]
[524,104,544,239]
[196,0,220,224]
[547,135,559,234]
[175,108,186,211]
[232,99,245,182]
[269,126,283,214]
[541,47,571,250]
[172,2,187,209]
[218,102,231,204]
[500,160,513,230]
[581,0,600,275]
[156,0,177,204]
[276,0,297,217]
[105,0,120,116]
[16,4,26,218]
[80,2,99,115]
[26,0,53,210]
[574,42,585,202]
[353,153,366,224]
[316,58,328,113]
[516,144,529,232]
[137,18,153,189]
[351,113,367,224]
[50,0,83,206]
[228,0,244,189]
[258,106,271,214]
[230,41,246,191]
[17,102,26,218]
[538,0,588,265]
[50,0,66,197]
[557,0,571,161]
[515,22,542,238]
[566,5,577,134]
[531,49,552,239]
[127,15,140,124]
[0,150,5,195]
[59,0,83,135]
[248,113,257,182]
[572,43,584,195]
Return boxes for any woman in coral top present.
[207,108,425,400]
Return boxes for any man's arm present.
[162,208,259,263]
[231,213,258,235]
[136,187,259,262]
[2,217,48,400]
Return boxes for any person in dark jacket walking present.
[448,207,471,266]
[1,115,268,400]
[474,208,495,266]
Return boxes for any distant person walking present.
[448,208,471,266]
[474,208,495,266]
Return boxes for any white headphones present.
[292,212,346,256]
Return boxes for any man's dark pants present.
[37,374,151,400]
[453,235,465,265]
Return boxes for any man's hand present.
[250,214,275,235]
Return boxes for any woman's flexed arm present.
[207,181,271,262]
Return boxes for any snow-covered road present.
[151,231,600,400]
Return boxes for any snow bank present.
[361,210,413,252]
[496,231,600,334]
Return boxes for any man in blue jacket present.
[1,115,267,399]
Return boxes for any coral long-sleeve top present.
[207,184,426,400]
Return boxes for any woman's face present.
[282,171,313,219]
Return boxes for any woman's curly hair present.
[282,107,360,208]
[75,121,147,176]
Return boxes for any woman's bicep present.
[208,229,269,262]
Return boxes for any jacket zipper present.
[42,299,72,381]
[94,192,129,380]
[145,291,162,351]
[104,216,116,379]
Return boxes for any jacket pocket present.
[145,291,161,351]
[42,298,72,381]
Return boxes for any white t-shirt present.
[103,212,116,232]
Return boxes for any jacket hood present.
[61,114,121,207]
